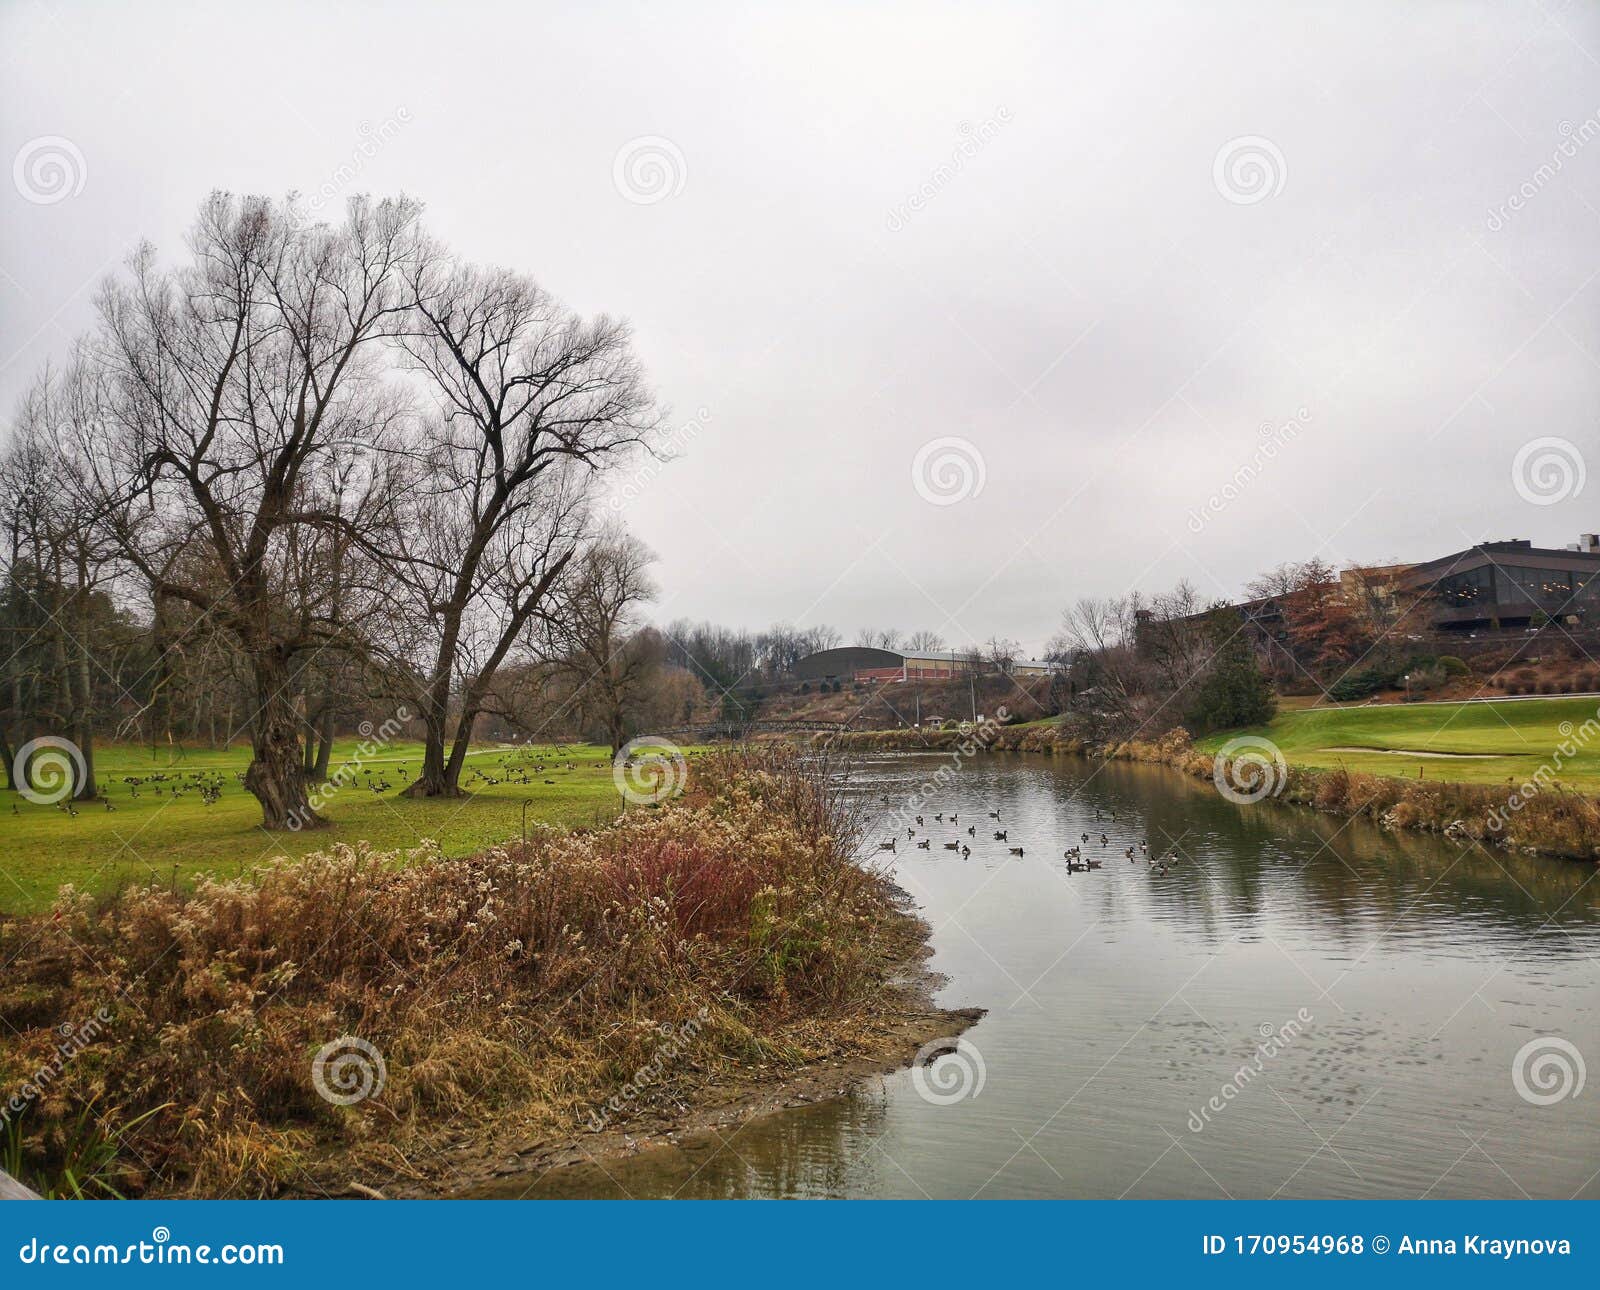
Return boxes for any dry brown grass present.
[0,747,914,1197]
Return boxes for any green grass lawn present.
[1194,696,1600,792]
[0,739,680,914]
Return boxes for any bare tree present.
[985,636,1020,674]
[79,193,425,828]
[543,529,660,752]
[392,261,659,796]
[905,629,946,652]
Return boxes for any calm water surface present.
[491,753,1599,1199]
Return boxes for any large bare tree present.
[391,263,659,797]
[79,193,425,828]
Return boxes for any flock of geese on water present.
[876,800,1184,876]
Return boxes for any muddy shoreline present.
[386,894,983,1200]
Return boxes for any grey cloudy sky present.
[3,0,1598,654]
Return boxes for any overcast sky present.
[3,0,1598,654]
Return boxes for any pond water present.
[488,752,1600,1199]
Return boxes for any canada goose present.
[1086,858,1102,870]
[934,813,944,823]
[988,810,1000,819]
[878,839,897,851]
[950,814,958,823]
[994,830,1007,841]
[907,826,915,837]
[1099,833,1108,845]
[916,839,931,849]
[1156,865,1168,876]
[967,825,976,836]
[916,815,924,824]
[1008,846,1024,856]
[1081,832,1089,843]
[943,841,960,850]
[961,844,971,857]
[1066,861,1087,873]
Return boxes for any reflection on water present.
[483,753,1600,1200]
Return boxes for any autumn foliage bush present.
[0,747,910,1198]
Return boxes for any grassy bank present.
[1191,696,1600,790]
[0,747,938,1198]
[0,740,642,913]
[1114,727,1600,862]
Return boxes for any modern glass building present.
[1396,537,1600,631]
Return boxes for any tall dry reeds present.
[0,747,910,1197]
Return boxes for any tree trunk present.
[313,705,335,782]
[243,657,322,828]
[404,690,464,798]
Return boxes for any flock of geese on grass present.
[877,802,1184,876]
[13,749,605,819]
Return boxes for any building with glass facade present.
[1395,537,1600,631]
